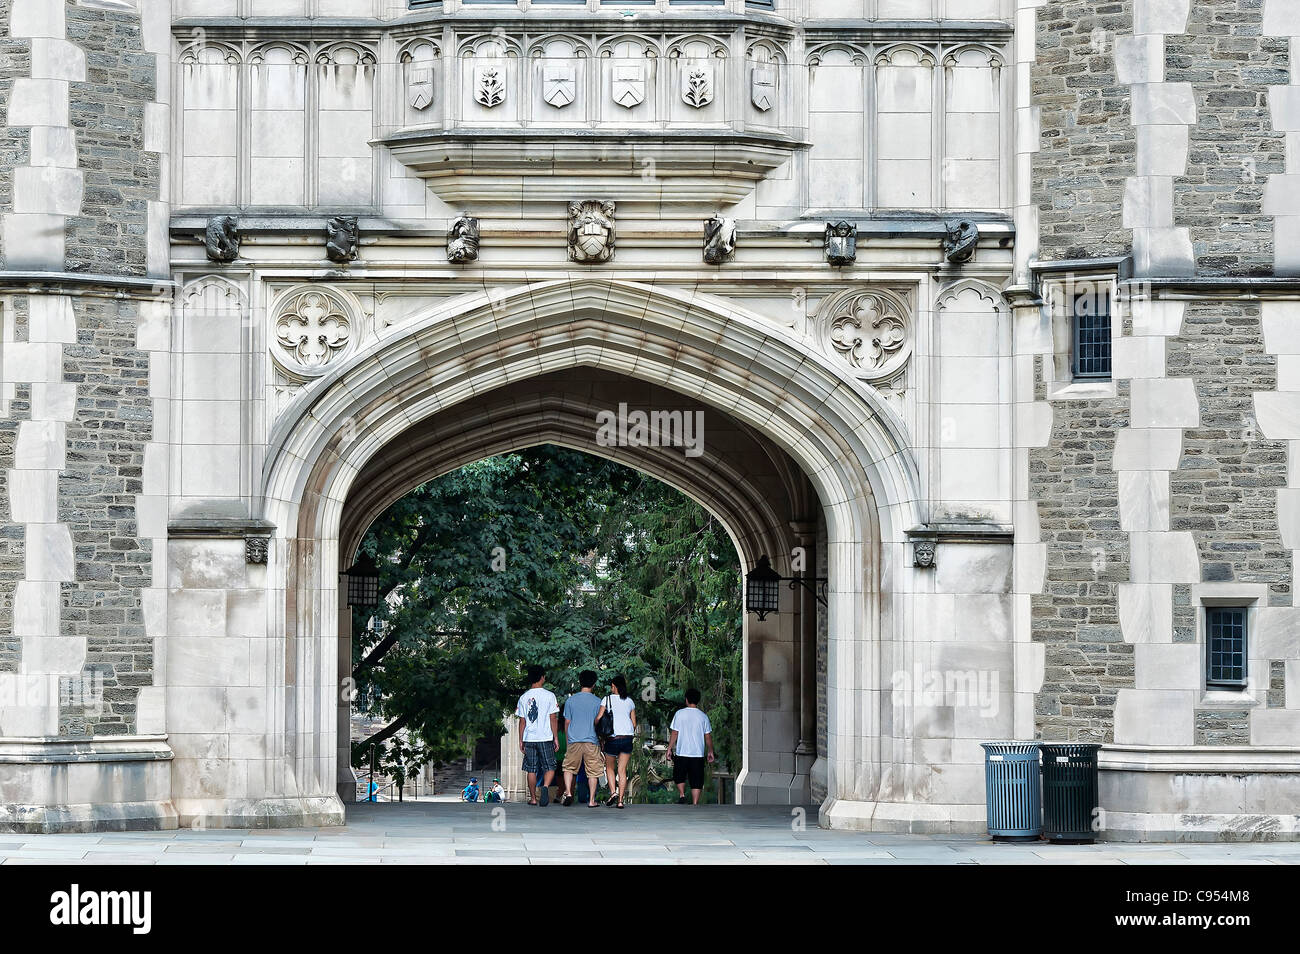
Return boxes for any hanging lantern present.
[344,554,381,608]
[745,555,782,620]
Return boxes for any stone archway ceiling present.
[378,128,810,217]
[337,371,806,572]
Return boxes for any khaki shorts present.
[561,741,605,778]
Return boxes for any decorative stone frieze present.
[474,65,506,109]
[703,216,736,265]
[272,286,357,377]
[943,219,979,264]
[682,64,715,108]
[825,222,857,267]
[447,214,480,264]
[325,216,360,264]
[567,200,616,264]
[815,288,914,386]
[205,215,240,263]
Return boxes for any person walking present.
[595,675,636,809]
[516,665,559,806]
[560,670,606,807]
[666,688,715,805]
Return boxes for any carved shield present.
[408,66,433,111]
[612,64,646,109]
[751,66,776,112]
[543,66,576,109]
[474,65,506,109]
[681,64,714,109]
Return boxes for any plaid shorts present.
[522,740,556,775]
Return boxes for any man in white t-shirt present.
[666,687,715,805]
[516,665,559,806]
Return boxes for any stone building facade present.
[0,0,1295,840]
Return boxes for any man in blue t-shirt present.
[560,670,606,807]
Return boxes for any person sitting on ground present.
[516,664,560,806]
[560,669,607,807]
[461,777,480,802]
[486,778,505,803]
[666,688,715,805]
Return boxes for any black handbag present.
[596,696,615,738]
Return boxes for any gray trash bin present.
[981,741,1042,841]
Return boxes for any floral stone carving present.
[274,288,354,374]
[816,288,913,385]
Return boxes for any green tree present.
[350,445,744,790]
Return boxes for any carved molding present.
[271,286,358,378]
[815,287,914,386]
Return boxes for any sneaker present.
[677,796,687,805]
[562,794,574,807]
[538,786,550,807]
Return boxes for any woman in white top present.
[596,675,637,809]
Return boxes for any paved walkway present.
[4,803,1300,864]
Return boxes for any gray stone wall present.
[1030,378,1133,743]
[65,4,157,277]
[59,295,152,736]
[1168,3,1288,275]
[1033,0,1134,260]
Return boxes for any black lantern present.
[344,555,381,608]
[745,555,783,620]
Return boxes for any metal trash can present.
[1040,743,1101,843]
[980,742,1042,841]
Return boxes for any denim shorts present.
[603,735,633,756]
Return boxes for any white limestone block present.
[2,342,60,384]
[2,213,66,269]
[1131,377,1199,429]
[1251,709,1300,746]
[1013,541,1046,593]
[1133,226,1196,276]
[1130,83,1197,126]
[1119,470,1171,531]
[165,589,227,638]
[1278,488,1300,550]
[29,126,77,169]
[1112,335,1166,379]
[1113,427,1182,470]
[1136,125,1189,176]
[7,78,69,127]
[1118,582,1174,643]
[1254,607,1300,659]
[1263,173,1300,217]
[12,580,60,639]
[1134,0,1191,37]
[1134,643,1199,690]
[1278,355,1300,391]
[168,637,250,687]
[168,539,246,590]
[13,165,82,216]
[30,38,85,82]
[814,111,868,159]
[1278,216,1300,277]
[9,0,65,39]
[1123,175,1174,229]
[1255,391,1300,439]
[1013,641,1044,692]
[20,636,87,676]
[1128,299,1186,337]
[1113,688,1195,745]
[14,420,65,470]
[1129,531,1200,584]
[1262,301,1300,354]
[1270,85,1300,134]
[25,523,74,582]
[28,295,76,344]
[7,468,57,523]
[1116,34,1164,85]
[136,686,166,734]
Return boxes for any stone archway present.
[223,278,920,830]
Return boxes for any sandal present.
[605,793,619,807]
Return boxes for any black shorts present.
[603,735,633,756]
[673,755,706,790]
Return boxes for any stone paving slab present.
[3,803,1300,864]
